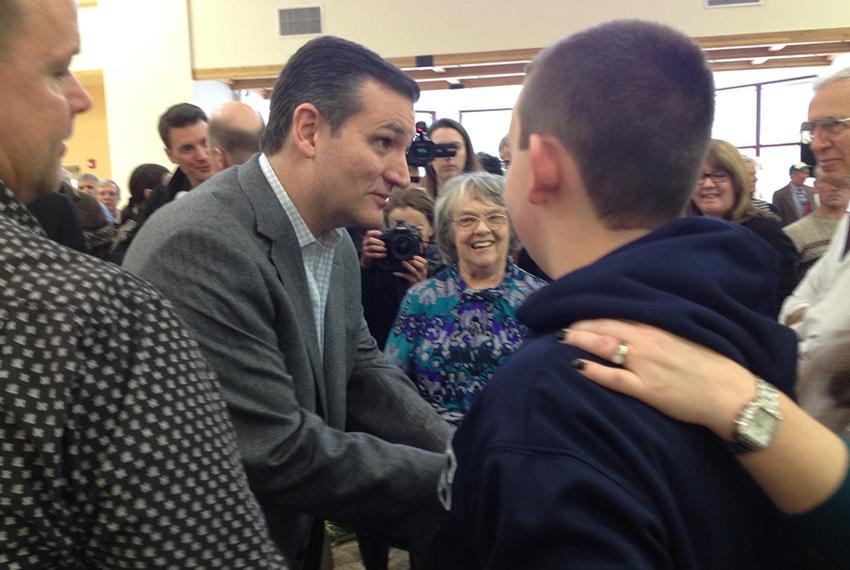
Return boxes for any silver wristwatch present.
[727,377,783,454]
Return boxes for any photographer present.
[361,186,442,349]
[422,118,481,197]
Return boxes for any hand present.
[361,229,387,267]
[393,255,429,285]
[784,307,806,326]
[561,319,757,440]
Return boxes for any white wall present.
[97,0,196,204]
[193,80,237,117]
[189,0,850,70]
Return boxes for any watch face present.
[741,407,780,448]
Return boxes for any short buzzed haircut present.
[518,20,715,229]
[158,103,208,149]
[262,35,420,155]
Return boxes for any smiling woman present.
[385,172,546,425]
[688,139,800,311]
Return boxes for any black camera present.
[375,221,422,273]
[406,121,458,167]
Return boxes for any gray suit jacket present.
[124,156,451,568]
[772,183,815,227]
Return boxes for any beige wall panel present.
[190,0,850,69]
[64,76,112,181]
[99,0,195,204]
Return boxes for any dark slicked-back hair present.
[158,103,208,149]
[128,163,169,209]
[0,0,22,56]
[261,35,420,155]
[518,20,715,229]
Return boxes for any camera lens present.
[390,234,418,260]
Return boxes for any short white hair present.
[814,67,850,91]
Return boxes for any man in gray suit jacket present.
[124,36,452,569]
[772,162,815,226]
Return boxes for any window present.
[459,108,513,156]
[714,75,816,198]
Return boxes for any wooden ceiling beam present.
[705,41,850,61]
[387,48,539,69]
[405,62,529,81]
[709,55,832,72]
[696,27,850,49]
[192,27,850,92]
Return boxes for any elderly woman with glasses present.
[689,139,799,312]
[385,172,546,425]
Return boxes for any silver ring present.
[611,342,629,365]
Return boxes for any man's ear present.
[527,134,565,205]
[290,103,322,159]
[211,146,227,170]
[164,147,178,165]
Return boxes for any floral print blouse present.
[385,262,546,425]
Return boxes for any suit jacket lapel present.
[236,157,328,415]
[322,245,347,427]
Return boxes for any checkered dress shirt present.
[260,154,342,354]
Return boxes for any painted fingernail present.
[571,359,586,371]
[554,329,567,341]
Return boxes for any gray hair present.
[434,172,519,265]
[78,173,99,184]
[814,67,850,91]
[97,178,120,199]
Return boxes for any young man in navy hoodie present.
[433,20,803,569]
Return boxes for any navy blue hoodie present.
[434,217,802,569]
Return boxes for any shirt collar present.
[0,180,47,237]
[258,154,342,249]
[452,260,518,302]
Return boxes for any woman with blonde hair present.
[689,139,799,311]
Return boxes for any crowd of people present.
[2,0,850,568]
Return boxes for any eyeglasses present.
[452,212,509,229]
[800,116,850,144]
[697,170,731,185]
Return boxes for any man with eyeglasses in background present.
[780,67,850,435]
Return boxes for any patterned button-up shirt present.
[386,262,546,425]
[0,182,286,568]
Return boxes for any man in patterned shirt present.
[0,0,286,566]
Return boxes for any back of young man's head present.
[261,35,420,156]
[158,103,208,149]
[518,20,715,229]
